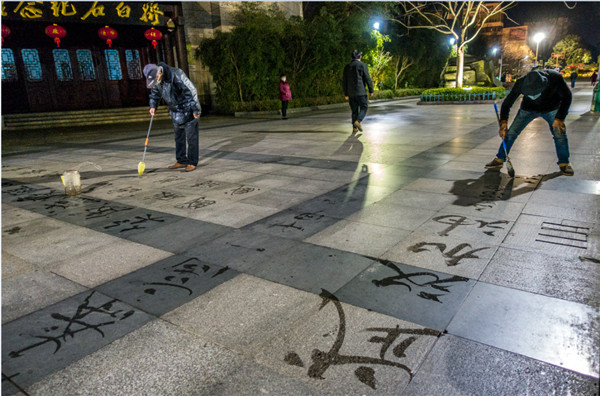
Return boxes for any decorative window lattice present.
[125,49,142,80]
[76,49,96,81]
[1,48,18,81]
[53,49,73,81]
[21,49,42,81]
[104,49,122,81]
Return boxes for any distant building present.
[183,2,303,109]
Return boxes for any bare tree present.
[393,55,414,89]
[390,2,515,87]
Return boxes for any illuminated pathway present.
[2,86,599,395]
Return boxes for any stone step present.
[2,107,171,130]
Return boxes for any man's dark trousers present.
[174,117,199,166]
[349,95,368,124]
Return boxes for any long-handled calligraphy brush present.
[494,103,515,178]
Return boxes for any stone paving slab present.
[163,274,322,357]
[2,270,87,324]
[48,239,173,288]
[24,319,327,396]
[404,334,599,396]
[480,246,600,308]
[96,254,237,317]
[503,214,600,258]
[382,229,499,279]
[305,219,411,258]
[1,216,120,267]
[447,281,600,378]
[2,290,155,390]
[255,294,440,395]
[333,259,474,330]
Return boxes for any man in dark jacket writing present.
[144,63,201,172]
[343,50,374,133]
[485,69,573,175]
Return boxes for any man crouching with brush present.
[144,63,201,172]
[485,69,573,176]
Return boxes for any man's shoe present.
[184,165,197,172]
[559,163,574,176]
[168,162,187,169]
[353,121,363,132]
[352,127,358,133]
[485,158,504,169]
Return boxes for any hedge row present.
[421,87,506,97]
[228,88,426,113]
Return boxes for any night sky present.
[506,1,600,48]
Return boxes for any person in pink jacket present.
[279,73,292,119]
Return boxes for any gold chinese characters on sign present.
[4,1,163,25]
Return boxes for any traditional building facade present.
[0,1,302,114]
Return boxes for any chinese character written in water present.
[80,1,105,21]
[269,212,325,232]
[139,2,163,25]
[175,197,216,209]
[371,260,469,302]
[115,1,130,18]
[142,258,230,296]
[50,1,77,17]
[8,291,134,358]
[407,242,490,267]
[13,1,43,18]
[85,203,133,219]
[103,213,165,233]
[433,215,509,237]
[284,290,439,389]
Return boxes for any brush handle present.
[141,114,154,163]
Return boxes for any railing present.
[420,92,498,102]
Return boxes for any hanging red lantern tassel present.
[98,26,118,48]
[1,25,11,46]
[144,28,163,50]
[45,24,67,48]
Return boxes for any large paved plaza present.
[2,85,599,395]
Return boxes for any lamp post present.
[518,55,529,76]
[492,46,503,80]
[533,32,546,66]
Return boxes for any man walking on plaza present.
[485,69,573,175]
[343,50,374,133]
[144,62,201,172]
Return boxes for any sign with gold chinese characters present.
[1,2,165,26]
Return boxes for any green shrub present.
[227,89,426,114]
[421,87,506,101]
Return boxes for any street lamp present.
[533,32,546,66]
[492,46,502,80]
[449,37,456,45]
[373,22,380,30]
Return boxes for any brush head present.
[138,161,145,176]
[506,161,515,178]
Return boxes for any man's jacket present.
[342,59,374,97]
[501,69,572,121]
[149,62,201,125]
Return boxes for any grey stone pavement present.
[2,84,599,395]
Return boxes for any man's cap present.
[351,50,361,59]
[521,71,548,95]
[143,64,161,88]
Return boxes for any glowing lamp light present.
[1,25,10,46]
[144,28,163,49]
[98,26,118,48]
[373,22,380,30]
[45,24,67,48]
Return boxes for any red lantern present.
[1,25,10,46]
[98,26,118,48]
[45,24,66,48]
[144,28,163,50]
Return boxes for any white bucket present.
[61,170,81,196]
